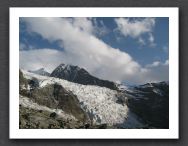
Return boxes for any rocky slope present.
[50,64,118,90]
[19,69,145,129]
[19,70,89,128]
[19,96,80,129]
[119,82,169,128]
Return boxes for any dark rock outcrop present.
[30,83,88,122]
[125,82,169,128]
[50,64,118,90]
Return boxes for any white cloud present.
[148,33,156,47]
[19,42,35,50]
[146,61,161,68]
[19,43,27,50]
[20,17,168,84]
[143,60,169,83]
[138,37,145,45]
[94,19,110,37]
[20,48,169,84]
[71,17,94,34]
[115,18,155,38]
[115,18,156,47]
[164,60,169,65]
[162,45,169,53]
[148,33,154,43]
[20,49,66,72]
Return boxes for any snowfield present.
[21,70,144,128]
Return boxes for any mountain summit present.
[50,63,118,90]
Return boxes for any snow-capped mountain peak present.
[58,63,66,69]
[52,64,83,75]
[28,68,50,76]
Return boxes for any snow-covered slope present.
[22,70,144,128]
[29,68,50,76]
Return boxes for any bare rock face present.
[50,64,118,90]
[29,83,88,122]
[125,82,169,128]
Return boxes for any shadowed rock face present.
[125,82,169,128]
[50,64,118,90]
[30,84,88,122]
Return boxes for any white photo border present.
[9,7,179,139]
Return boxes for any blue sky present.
[19,17,169,84]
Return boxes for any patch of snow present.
[117,84,129,91]
[140,83,154,88]
[117,110,145,128]
[58,64,66,70]
[153,88,164,96]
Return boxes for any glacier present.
[21,70,144,128]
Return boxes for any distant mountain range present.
[19,63,169,129]
[29,68,50,76]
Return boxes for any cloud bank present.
[20,17,168,84]
[115,18,156,46]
